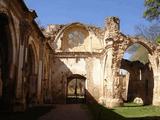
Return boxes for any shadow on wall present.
[0,13,15,111]
[46,57,73,104]
[51,57,99,104]
[86,90,99,104]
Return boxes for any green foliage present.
[133,23,160,63]
[135,23,160,42]
[115,103,160,118]
[156,35,160,43]
[144,0,160,21]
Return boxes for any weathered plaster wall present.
[50,56,104,103]
[2,0,160,111]
[46,17,159,108]
[45,24,105,53]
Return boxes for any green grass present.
[114,103,160,118]
[88,103,160,120]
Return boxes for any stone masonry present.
[0,0,160,111]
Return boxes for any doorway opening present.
[66,74,86,104]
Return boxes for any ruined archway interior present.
[67,74,86,104]
[120,43,154,105]
[0,13,12,110]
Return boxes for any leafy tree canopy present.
[144,0,160,21]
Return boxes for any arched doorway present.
[66,74,86,104]
[0,13,13,110]
[120,43,154,105]
[25,45,37,106]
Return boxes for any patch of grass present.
[114,103,160,118]
[88,103,160,120]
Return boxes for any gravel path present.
[39,104,91,120]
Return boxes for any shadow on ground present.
[88,104,160,120]
[0,105,54,120]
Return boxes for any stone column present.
[104,46,115,107]
[14,45,26,111]
[104,17,120,38]
[104,17,123,108]
[37,60,42,103]
[16,45,24,98]
[37,42,45,104]
[149,54,160,106]
[104,52,123,108]
[48,53,53,103]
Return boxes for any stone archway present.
[120,54,154,105]
[104,34,156,107]
[113,38,155,106]
[0,13,14,110]
[25,45,37,106]
[66,74,86,104]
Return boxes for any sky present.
[24,0,151,36]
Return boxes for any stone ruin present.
[44,17,160,107]
[1,0,160,111]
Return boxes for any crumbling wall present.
[46,23,105,53]
[46,16,158,108]
[121,59,154,104]
[50,56,104,103]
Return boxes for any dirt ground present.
[39,104,92,120]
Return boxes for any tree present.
[144,0,160,21]
[126,0,160,64]
[125,23,160,64]
[135,23,160,42]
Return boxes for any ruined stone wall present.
[2,0,160,111]
[0,0,54,111]
[121,59,154,104]
[45,23,105,53]
[102,17,158,107]
[46,16,159,108]
[46,21,107,104]
[50,55,104,103]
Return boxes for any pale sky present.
[24,0,151,35]
[24,0,152,60]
